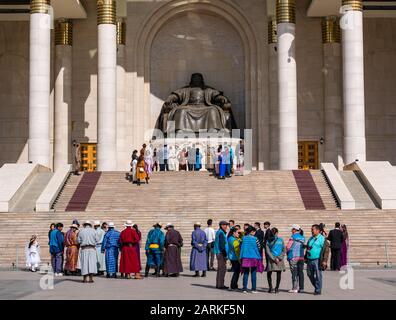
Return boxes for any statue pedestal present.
[150,137,248,174]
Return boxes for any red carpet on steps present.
[292,170,326,210]
[65,172,102,212]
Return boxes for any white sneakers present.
[288,289,298,293]
[55,273,63,277]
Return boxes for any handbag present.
[139,168,144,173]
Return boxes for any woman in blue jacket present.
[240,226,264,293]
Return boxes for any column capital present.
[268,18,277,44]
[276,0,296,24]
[322,17,341,44]
[55,19,73,46]
[30,0,51,14]
[97,0,116,25]
[342,0,363,12]
[117,20,126,45]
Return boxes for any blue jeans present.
[243,267,257,291]
[307,259,322,293]
[51,252,63,273]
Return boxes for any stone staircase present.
[53,170,338,212]
[1,170,392,269]
[0,210,395,269]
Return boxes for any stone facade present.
[0,0,395,169]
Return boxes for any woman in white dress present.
[168,146,178,171]
[25,235,41,272]
[144,144,154,178]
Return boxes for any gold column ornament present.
[117,20,126,45]
[342,0,363,11]
[276,0,296,24]
[268,18,277,44]
[55,20,73,46]
[97,0,116,25]
[322,17,341,44]
[30,0,51,14]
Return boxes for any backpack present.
[320,239,330,271]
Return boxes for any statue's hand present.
[163,102,174,113]
[222,102,232,112]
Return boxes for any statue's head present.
[190,73,205,88]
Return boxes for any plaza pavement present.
[0,268,395,300]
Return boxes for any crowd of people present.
[127,142,245,185]
[25,218,349,295]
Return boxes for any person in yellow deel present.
[136,144,148,186]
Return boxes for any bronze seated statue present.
[155,73,237,135]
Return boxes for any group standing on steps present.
[26,218,349,295]
[127,142,245,185]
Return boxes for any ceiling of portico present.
[308,0,396,18]
[0,0,87,21]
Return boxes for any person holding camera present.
[306,224,325,295]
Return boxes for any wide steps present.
[53,171,338,212]
[1,210,395,268]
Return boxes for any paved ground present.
[0,268,395,300]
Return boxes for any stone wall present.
[0,22,29,166]
[364,18,396,164]
[149,12,246,130]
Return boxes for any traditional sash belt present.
[149,244,160,249]
[124,243,134,247]
[81,245,95,250]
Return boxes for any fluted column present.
[54,19,73,171]
[268,18,279,170]
[28,0,51,167]
[97,0,117,171]
[276,0,298,170]
[116,19,128,170]
[322,17,343,169]
[341,0,366,164]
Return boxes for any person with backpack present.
[286,225,305,293]
[306,224,325,295]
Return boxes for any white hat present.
[108,222,115,228]
[83,220,92,226]
[70,224,79,229]
[124,220,133,227]
[194,222,201,226]
[94,220,101,226]
[291,224,301,231]
[165,223,174,229]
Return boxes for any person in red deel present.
[119,220,143,279]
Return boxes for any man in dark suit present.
[327,222,344,271]
[254,222,265,253]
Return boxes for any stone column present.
[341,0,366,164]
[322,17,343,169]
[116,19,128,170]
[28,0,51,167]
[97,0,117,171]
[276,0,298,170]
[268,18,279,170]
[54,19,73,171]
